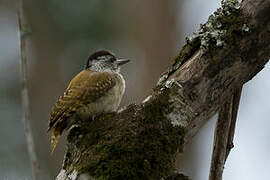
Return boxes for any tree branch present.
[18,1,40,180]
[209,86,242,180]
[56,0,270,179]
[209,99,232,180]
[225,86,242,161]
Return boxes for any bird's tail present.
[51,126,61,154]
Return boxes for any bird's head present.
[85,50,130,73]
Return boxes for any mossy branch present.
[56,0,270,179]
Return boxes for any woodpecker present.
[48,50,130,153]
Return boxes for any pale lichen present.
[68,170,78,180]
[142,95,152,103]
[56,169,67,180]
[77,173,95,180]
[186,0,249,53]
[161,79,182,91]
[166,96,191,128]
[167,111,188,127]
[55,169,80,180]
[157,74,169,86]
[242,23,250,32]
[158,0,249,85]
[165,79,175,89]
[118,106,127,113]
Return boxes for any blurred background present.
[0,0,269,179]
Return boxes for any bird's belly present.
[76,75,125,119]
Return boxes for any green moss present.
[63,88,185,180]
[165,172,190,180]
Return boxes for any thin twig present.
[18,1,40,179]
[209,87,242,180]
[225,87,242,160]
[209,95,233,180]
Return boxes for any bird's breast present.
[77,73,125,118]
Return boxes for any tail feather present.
[51,127,61,154]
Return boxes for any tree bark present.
[56,0,270,179]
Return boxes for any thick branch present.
[56,0,270,179]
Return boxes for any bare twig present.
[209,95,233,180]
[18,1,40,180]
[225,87,242,160]
[209,87,242,180]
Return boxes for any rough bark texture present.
[56,0,270,179]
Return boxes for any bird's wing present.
[48,70,117,131]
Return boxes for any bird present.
[48,50,130,153]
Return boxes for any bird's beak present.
[116,59,130,66]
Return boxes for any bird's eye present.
[110,57,115,62]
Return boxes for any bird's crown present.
[85,50,130,73]
[85,50,116,69]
